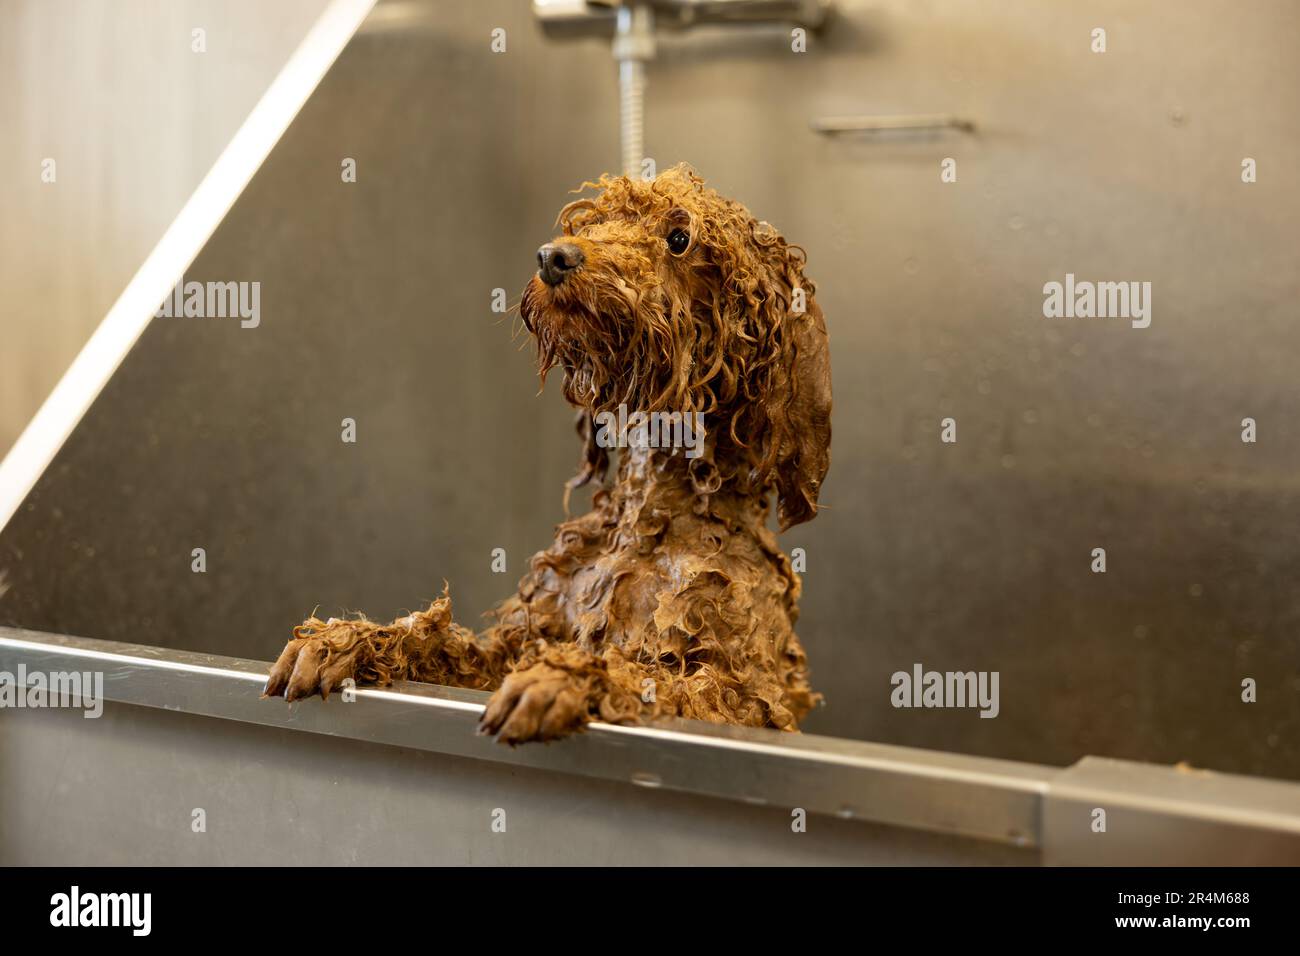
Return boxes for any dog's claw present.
[262,637,306,698]
[285,642,327,701]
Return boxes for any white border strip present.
[0,0,377,532]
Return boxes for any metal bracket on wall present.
[811,114,977,136]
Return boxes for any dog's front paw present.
[477,662,595,744]
[262,634,359,702]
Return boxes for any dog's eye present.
[667,228,690,255]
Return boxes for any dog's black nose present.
[537,242,584,287]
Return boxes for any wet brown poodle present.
[264,165,832,743]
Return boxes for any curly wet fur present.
[264,165,832,743]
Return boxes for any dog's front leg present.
[263,590,500,701]
[477,644,645,744]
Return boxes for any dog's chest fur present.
[495,446,816,726]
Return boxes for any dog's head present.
[520,165,831,529]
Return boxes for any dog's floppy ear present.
[728,220,831,531]
[770,297,832,529]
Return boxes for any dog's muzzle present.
[537,242,584,287]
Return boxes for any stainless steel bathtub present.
[1,0,1298,864]
[3,626,1299,865]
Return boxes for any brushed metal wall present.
[0,0,331,457]
[2,0,1298,780]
